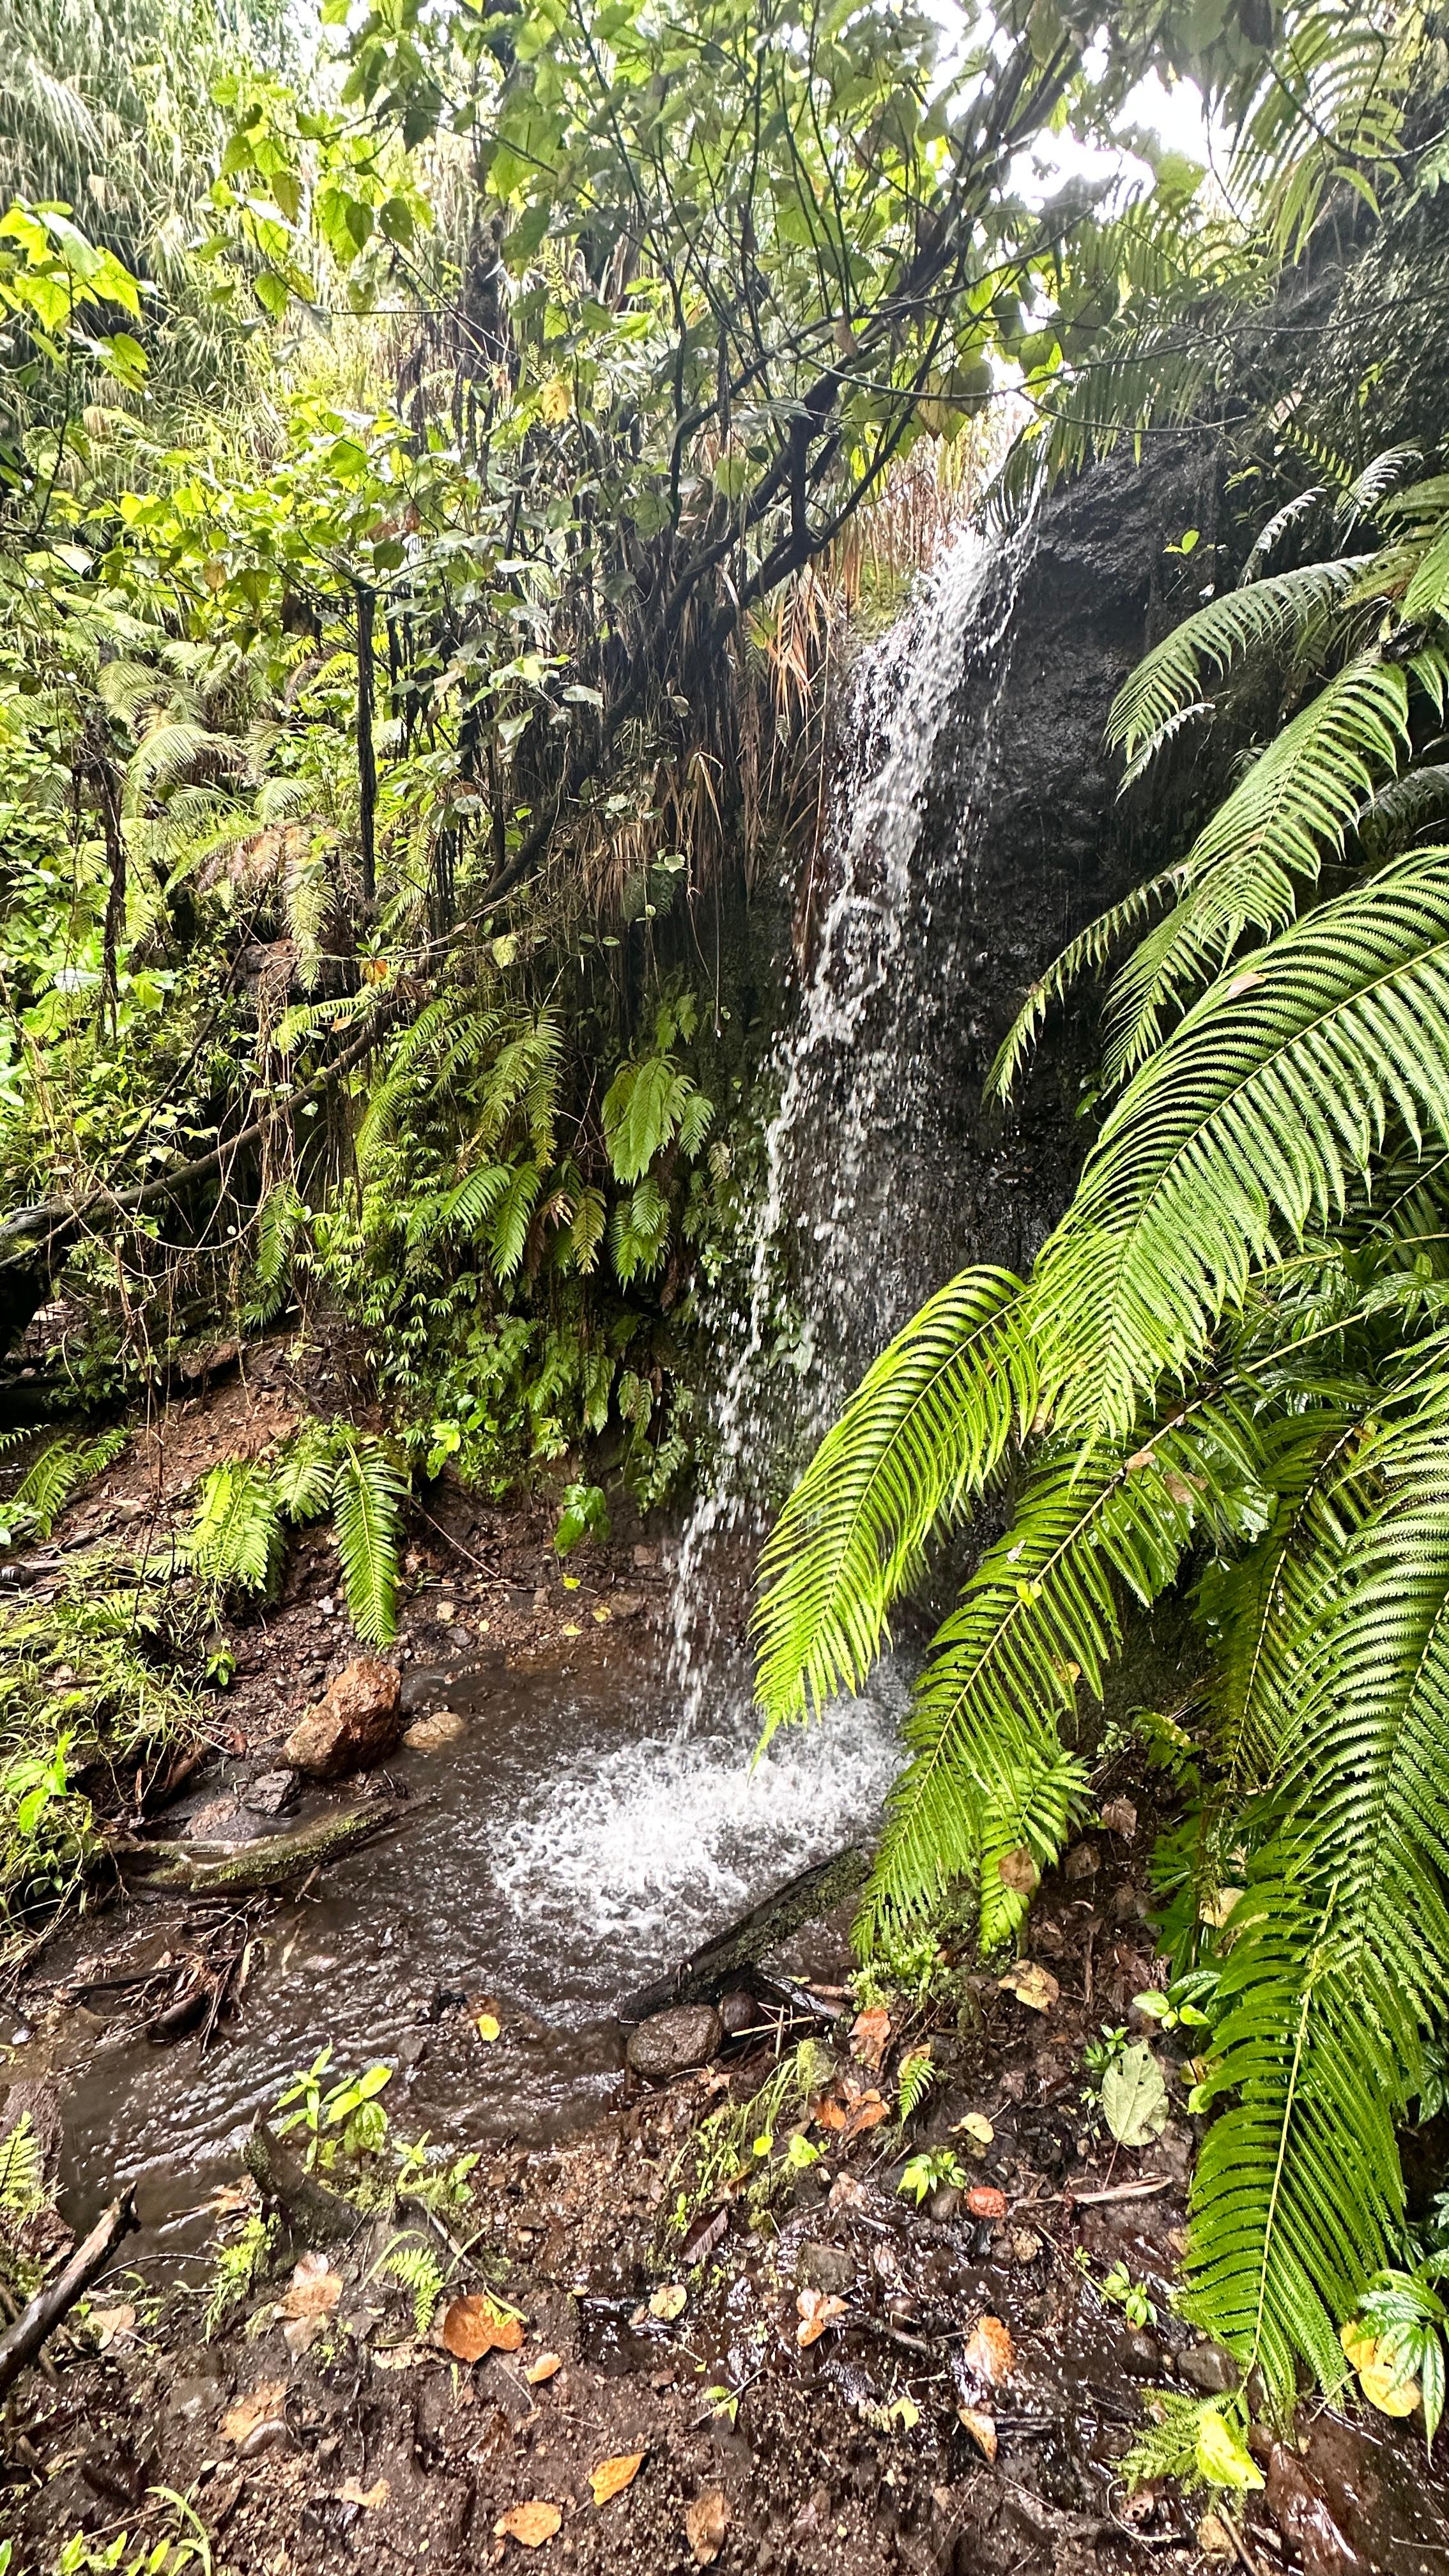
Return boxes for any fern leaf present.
[442,1162,511,1238]
[609,1175,670,1284]
[10,1428,126,1540]
[1105,561,1366,767]
[330,1437,406,1645]
[184,1460,283,1593]
[1101,652,1411,1082]
[488,1162,544,1283]
[0,2111,43,2216]
[754,1269,1033,1729]
[1032,853,1449,1441]
[988,865,1187,1103]
[272,1421,337,1524]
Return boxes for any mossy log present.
[618,1843,868,2023]
[120,1801,400,1896]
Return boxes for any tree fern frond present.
[1358,763,1449,857]
[1034,854,1449,1439]
[9,1428,127,1539]
[754,1268,1032,1730]
[1104,561,1367,767]
[272,1420,337,1524]
[489,1162,544,1282]
[1100,653,1411,1082]
[988,865,1187,1103]
[441,1161,511,1239]
[863,1408,1249,1948]
[330,1436,406,1645]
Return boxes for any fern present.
[895,2046,937,2124]
[330,1434,406,1645]
[380,2238,444,2336]
[183,1459,283,1593]
[6,1427,127,1540]
[755,1268,1033,1731]
[0,2112,43,2216]
[1104,560,1366,770]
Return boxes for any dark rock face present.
[625,2003,723,2079]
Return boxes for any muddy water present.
[14,1634,900,2250]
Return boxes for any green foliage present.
[379,2236,445,2337]
[204,2209,278,2336]
[1,1427,127,1543]
[329,1433,405,1646]
[895,2046,939,2125]
[898,2147,965,2207]
[553,1480,608,1556]
[1121,2391,1261,2496]
[180,1418,409,1643]
[757,452,1449,2413]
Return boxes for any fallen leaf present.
[87,2303,136,2350]
[997,1962,1059,2013]
[796,2289,847,2347]
[476,2012,502,2043]
[1197,2512,1236,2557]
[1340,2317,1378,2372]
[1100,2041,1170,2148]
[966,2185,1008,2218]
[443,2294,525,2361]
[963,2315,1016,2385]
[996,1846,1039,1896]
[1359,2355,1421,2417]
[1100,1797,1138,1839]
[494,2501,562,2547]
[1199,1885,1244,1929]
[684,2487,730,2564]
[372,2343,427,2371]
[828,2172,867,2214]
[221,2380,287,2445]
[850,2005,891,2071]
[283,2313,325,2358]
[957,2405,998,2462]
[339,2476,390,2509]
[1012,2228,1043,2262]
[590,2451,645,2504]
[813,2096,848,2132]
[279,2250,342,2320]
[843,2089,889,2138]
[956,2112,995,2150]
[561,1621,582,1637]
[648,2283,687,2322]
[525,2350,564,2384]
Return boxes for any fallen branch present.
[1068,2176,1174,2207]
[0,2191,137,2397]
[243,2121,359,2245]
[620,1844,868,2022]
[120,1801,401,1897]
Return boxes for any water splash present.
[671,512,1034,1719]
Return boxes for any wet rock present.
[1119,2327,1163,2379]
[797,2241,857,2296]
[1177,2338,1238,2395]
[243,1770,299,1817]
[717,1988,758,2038]
[1261,2440,1368,2576]
[609,1592,645,1619]
[404,1708,467,1752]
[283,1655,402,1780]
[626,2004,722,2079]
[186,1795,249,1841]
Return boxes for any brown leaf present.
[997,1962,1059,2013]
[590,2451,645,2505]
[339,2476,390,2509]
[813,2095,848,2132]
[443,2294,525,2361]
[87,2303,136,2351]
[850,2005,891,2071]
[957,2405,998,2462]
[525,2352,564,2384]
[995,1845,1039,1896]
[1100,1797,1138,1839]
[494,2501,562,2547]
[843,2089,889,2138]
[796,2289,847,2348]
[278,2250,342,2320]
[221,2380,287,2445]
[965,2185,1008,2218]
[963,2315,1016,2386]
[685,2488,730,2564]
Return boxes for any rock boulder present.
[625,2004,722,2081]
[283,1657,402,1781]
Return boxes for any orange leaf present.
[850,2005,891,2071]
[812,2096,848,2132]
[963,2315,1016,2385]
[844,2089,889,2137]
[957,2405,998,2462]
[796,2289,847,2348]
[220,2380,286,2445]
[494,2501,562,2547]
[590,2451,645,2505]
[278,2250,342,2319]
[525,2352,564,2384]
[442,2294,525,2361]
[966,2185,1008,2218]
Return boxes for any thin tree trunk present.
[355,581,378,910]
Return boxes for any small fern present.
[0,2112,43,2216]
[895,2046,938,2124]
[6,1427,128,1542]
[205,2211,278,2335]
[183,1460,284,1595]
[379,2237,445,2336]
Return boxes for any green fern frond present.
[0,2112,43,2216]
[8,1427,126,1540]
[489,1162,544,1282]
[330,1436,407,1645]
[1101,652,1411,1082]
[1104,561,1366,767]
[184,1460,283,1594]
[896,2047,938,2123]
[609,1174,670,1284]
[754,1268,1033,1730]
[1033,854,1449,1441]
[380,2238,444,2336]
[863,1409,1246,1947]
[441,1161,511,1239]
[988,865,1187,1103]
[272,1420,337,1524]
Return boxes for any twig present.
[0,2193,138,2396]
[1068,2177,1174,2207]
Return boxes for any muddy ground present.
[3,1365,1448,2573]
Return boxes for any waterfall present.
[670,510,1034,1726]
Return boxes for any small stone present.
[283,1656,402,1781]
[610,1593,645,1619]
[1120,2327,1164,2379]
[717,1989,758,2038]
[632,1544,657,1568]
[187,1796,243,1842]
[243,1770,299,1817]
[626,2004,723,2080]
[797,2242,857,2296]
[436,1600,456,1622]
[404,1710,467,1752]
[1177,2338,1239,2396]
